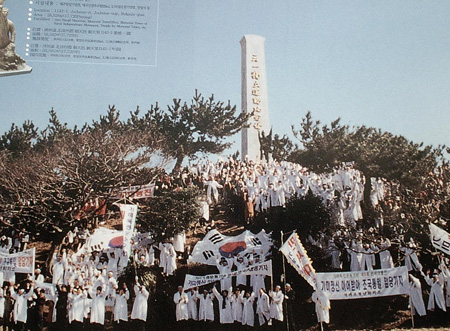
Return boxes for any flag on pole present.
[280,232,317,289]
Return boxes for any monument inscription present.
[240,34,271,161]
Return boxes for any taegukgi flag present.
[188,229,272,265]
[280,232,317,289]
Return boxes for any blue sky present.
[2,0,450,156]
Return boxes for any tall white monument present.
[240,34,270,161]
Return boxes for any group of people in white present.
[0,226,191,331]
[174,284,286,328]
[408,256,450,319]
[187,158,389,228]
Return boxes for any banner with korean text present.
[183,260,272,290]
[316,267,409,300]
[120,204,138,263]
[188,229,272,265]
[112,184,155,200]
[280,232,317,289]
[429,223,450,255]
[0,248,35,274]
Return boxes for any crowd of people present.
[0,156,449,330]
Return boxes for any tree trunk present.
[361,169,374,222]
[171,154,184,174]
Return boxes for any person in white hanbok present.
[205,177,223,205]
[111,284,129,326]
[230,288,243,323]
[256,288,270,326]
[440,260,450,308]
[172,231,186,254]
[215,257,233,291]
[159,242,177,276]
[378,238,394,269]
[400,241,423,272]
[11,284,34,330]
[89,285,107,328]
[347,239,362,272]
[196,289,214,322]
[131,281,149,329]
[52,252,66,285]
[233,255,247,287]
[311,290,331,324]
[212,286,233,324]
[186,288,199,321]
[173,286,189,322]
[409,274,426,316]
[68,287,86,328]
[241,291,255,326]
[423,270,446,312]
[269,285,284,325]
[360,244,376,271]
[250,254,266,294]
[105,271,117,307]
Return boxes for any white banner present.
[0,248,35,274]
[112,184,155,200]
[430,223,450,255]
[316,267,409,300]
[188,229,272,265]
[280,232,317,289]
[120,204,138,263]
[183,260,272,290]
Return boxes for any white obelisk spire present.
[240,34,270,162]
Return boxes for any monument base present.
[0,64,32,77]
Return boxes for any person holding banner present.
[215,256,233,291]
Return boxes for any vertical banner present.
[280,232,317,289]
[120,204,138,265]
